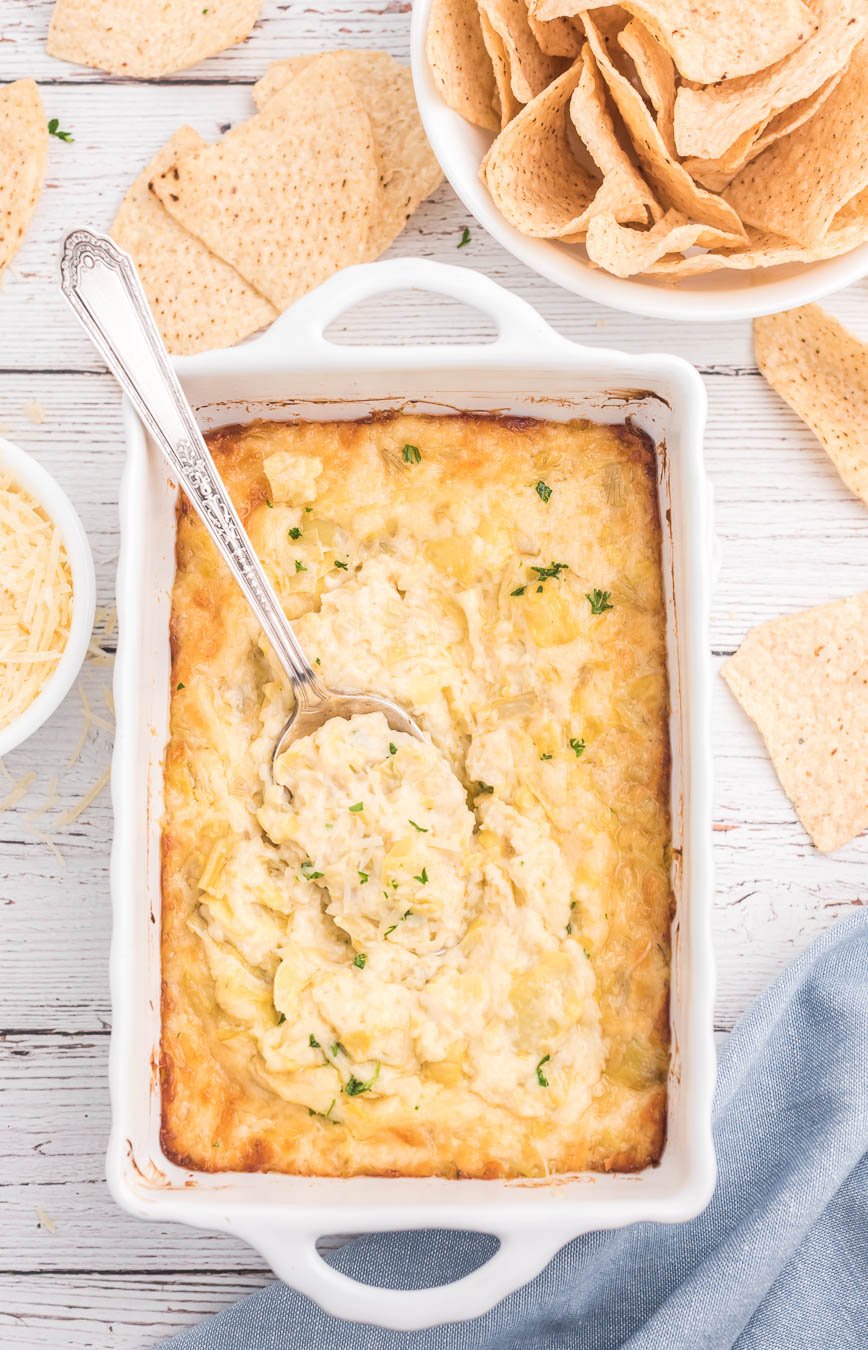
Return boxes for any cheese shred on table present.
[0,471,73,732]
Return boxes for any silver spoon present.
[59,229,422,762]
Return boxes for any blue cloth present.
[159,910,867,1349]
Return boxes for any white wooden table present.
[1,3,866,1345]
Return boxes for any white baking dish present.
[108,259,715,1331]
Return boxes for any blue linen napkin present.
[158,909,867,1349]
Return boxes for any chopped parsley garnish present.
[569,737,586,758]
[295,559,307,572]
[385,909,412,936]
[458,226,471,248]
[388,742,398,756]
[305,505,313,513]
[176,681,185,690]
[358,870,369,885]
[349,801,364,813]
[353,952,367,969]
[402,443,422,465]
[531,561,569,584]
[309,1034,320,1049]
[408,819,428,832]
[48,117,74,142]
[315,657,321,665]
[277,1012,286,1024]
[540,752,552,761]
[300,860,323,879]
[413,867,429,885]
[265,498,274,508]
[586,588,613,614]
[331,1041,347,1056]
[334,559,348,570]
[344,1065,380,1096]
[289,526,302,540]
[512,562,569,596]
[308,1098,337,1123]
[475,781,494,794]
[536,1054,551,1087]
[535,480,552,503]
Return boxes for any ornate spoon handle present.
[60,229,325,707]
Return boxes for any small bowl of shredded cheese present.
[0,437,95,758]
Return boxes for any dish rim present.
[408,0,868,323]
[108,258,716,1330]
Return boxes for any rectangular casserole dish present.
[109,259,715,1331]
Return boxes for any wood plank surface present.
[0,0,866,1343]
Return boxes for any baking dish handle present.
[252,258,569,358]
[237,1224,565,1331]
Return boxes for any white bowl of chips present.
[0,437,96,758]
[411,0,868,321]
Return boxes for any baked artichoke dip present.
[160,413,673,1177]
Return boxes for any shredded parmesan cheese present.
[0,471,73,732]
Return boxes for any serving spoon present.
[59,228,422,760]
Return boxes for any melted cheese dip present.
[161,414,673,1178]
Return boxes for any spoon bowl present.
[272,686,423,768]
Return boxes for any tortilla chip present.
[525,2,583,59]
[0,80,47,275]
[251,51,442,256]
[617,17,676,154]
[150,66,383,312]
[586,209,744,277]
[568,44,659,230]
[479,12,522,126]
[111,128,277,355]
[531,0,817,83]
[478,0,567,105]
[251,56,318,105]
[481,62,598,235]
[725,40,868,247]
[674,0,865,161]
[47,0,261,78]
[754,304,868,512]
[683,73,844,193]
[426,0,500,132]
[650,190,868,274]
[722,592,868,853]
[582,13,747,238]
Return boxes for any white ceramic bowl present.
[0,437,96,758]
[409,0,868,322]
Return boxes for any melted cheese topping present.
[0,471,73,731]
[161,415,673,1178]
